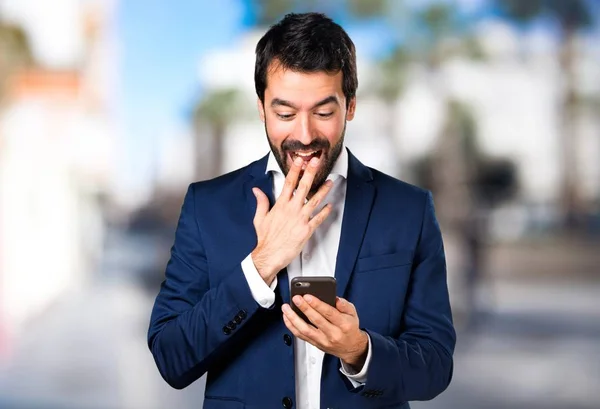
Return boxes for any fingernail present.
[282,304,291,313]
[293,295,303,305]
[304,294,313,303]
[294,156,303,166]
[310,157,320,167]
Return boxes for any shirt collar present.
[265,146,348,180]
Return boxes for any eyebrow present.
[270,95,339,110]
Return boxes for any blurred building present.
[0,0,119,359]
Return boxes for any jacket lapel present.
[244,153,275,214]
[334,149,375,298]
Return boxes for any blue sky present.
[116,0,246,193]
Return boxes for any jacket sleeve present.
[147,183,262,389]
[351,191,456,403]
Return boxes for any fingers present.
[302,179,333,218]
[308,203,333,231]
[280,156,304,200]
[292,295,339,333]
[282,313,303,339]
[282,304,322,341]
[292,295,337,331]
[252,187,269,226]
[293,157,320,202]
[335,297,357,316]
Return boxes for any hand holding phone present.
[290,276,336,326]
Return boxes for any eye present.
[316,112,333,118]
[276,113,295,120]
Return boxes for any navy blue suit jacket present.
[148,149,456,409]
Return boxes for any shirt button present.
[310,356,316,365]
[303,252,310,260]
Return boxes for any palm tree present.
[495,0,595,228]
[399,3,485,226]
[192,88,248,179]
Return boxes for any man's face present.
[258,62,356,195]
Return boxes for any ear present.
[345,97,356,121]
[257,98,265,122]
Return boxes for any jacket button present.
[227,321,237,330]
[233,315,242,325]
[239,310,247,319]
[282,397,293,408]
[283,334,292,346]
[222,326,231,335]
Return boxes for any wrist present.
[251,247,277,284]
[343,330,369,369]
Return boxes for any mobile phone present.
[290,276,336,326]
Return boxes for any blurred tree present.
[192,88,248,179]
[0,20,33,187]
[413,100,517,327]
[495,0,595,228]
[0,21,33,104]
[365,45,410,178]
[399,2,488,228]
[252,0,296,26]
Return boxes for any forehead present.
[265,62,344,105]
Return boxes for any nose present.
[294,113,315,146]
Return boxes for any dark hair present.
[254,12,358,107]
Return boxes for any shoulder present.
[368,167,431,208]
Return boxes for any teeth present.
[294,151,318,157]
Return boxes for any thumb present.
[252,187,269,225]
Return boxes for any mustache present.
[282,139,330,152]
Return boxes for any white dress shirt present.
[241,147,372,409]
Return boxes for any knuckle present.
[298,181,310,192]
[315,212,326,224]
[330,332,342,345]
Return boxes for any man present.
[148,12,455,409]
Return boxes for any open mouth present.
[288,150,323,164]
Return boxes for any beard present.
[266,121,346,197]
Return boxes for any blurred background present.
[0,0,599,408]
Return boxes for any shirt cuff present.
[241,253,277,309]
[339,332,372,387]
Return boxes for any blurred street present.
[0,227,207,409]
[0,226,598,409]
